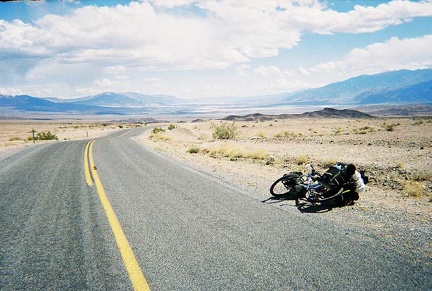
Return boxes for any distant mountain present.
[65,92,182,107]
[0,95,128,114]
[355,104,432,116]
[1,69,431,116]
[0,95,94,112]
[223,108,373,121]
[279,69,432,105]
[357,80,432,104]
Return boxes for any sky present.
[0,0,431,100]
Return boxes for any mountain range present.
[1,69,431,117]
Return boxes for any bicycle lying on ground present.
[269,164,353,203]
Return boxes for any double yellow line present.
[84,141,150,291]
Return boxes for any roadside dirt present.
[132,117,432,260]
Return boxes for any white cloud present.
[254,66,284,76]
[253,65,294,78]
[312,35,432,76]
[260,78,309,92]
[235,64,251,76]
[94,78,114,87]
[1,1,431,72]
[298,67,310,76]
[0,87,24,96]
[280,0,432,34]
[147,0,196,8]
[1,1,432,98]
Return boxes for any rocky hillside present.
[223,108,373,121]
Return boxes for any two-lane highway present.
[1,128,430,290]
[0,140,132,290]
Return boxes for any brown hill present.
[223,107,372,121]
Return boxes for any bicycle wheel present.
[306,186,346,203]
[269,174,300,197]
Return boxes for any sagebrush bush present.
[187,146,200,154]
[152,127,165,134]
[34,131,58,140]
[149,133,172,141]
[247,149,269,160]
[295,155,308,165]
[321,159,338,168]
[404,181,429,198]
[355,126,374,134]
[168,124,176,130]
[212,122,238,140]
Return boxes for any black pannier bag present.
[282,172,305,198]
[319,163,348,190]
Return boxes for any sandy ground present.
[0,120,126,158]
[132,117,432,260]
[1,118,431,261]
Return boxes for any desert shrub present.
[220,144,243,158]
[187,146,200,154]
[295,155,308,165]
[208,143,243,159]
[274,132,284,138]
[383,122,400,132]
[8,136,21,141]
[149,133,172,142]
[334,128,343,135]
[36,131,58,140]
[168,123,176,130]
[404,181,429,198]
[321,159,338,168]
[274,131,302,139]
[256,131,266,138]
[246,149,269,160]
[355,126,374,134]
[410,169,432,182]
[212,122,238,140]
[152,127,165,134]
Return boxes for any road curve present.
[1,128,430,290]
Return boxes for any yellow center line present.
[85,140,150,291]
[84,141,93,186]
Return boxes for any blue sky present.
[0,0,431,99]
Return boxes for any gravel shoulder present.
[132,117,432,262]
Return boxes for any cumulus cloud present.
[298,67,310,76]
[0,87,24,96]
[282,0,432,34]
[1,0,432,97]
[254,65,293,78]
[235,64,250,76]
[2,0,430,72]
[94,78,114,87]
[312,35,432,76]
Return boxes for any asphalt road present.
[1,128,430,290]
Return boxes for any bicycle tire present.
[269,174,300,197]
[306,186,347,203]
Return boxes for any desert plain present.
[1,116,431,260]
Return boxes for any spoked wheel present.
[306,187,346,203]
[269,174,301,197]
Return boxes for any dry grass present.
[404,181,429,198]
[138,117,432,207]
